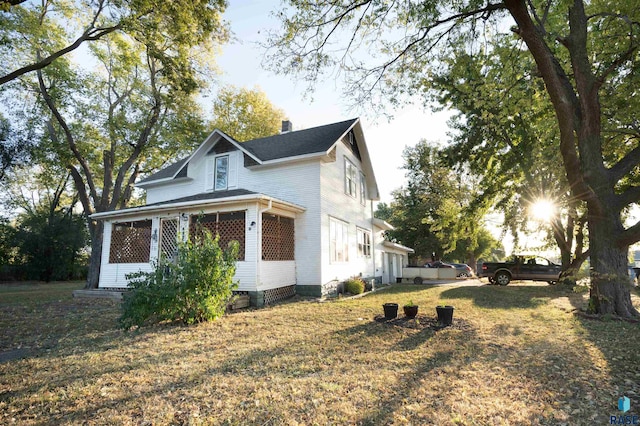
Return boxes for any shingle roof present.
[138,157,189,184]
[241,118,358,161]
[145,189,257,207]
[137,118,359,185]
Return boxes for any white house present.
[91,118,413,306]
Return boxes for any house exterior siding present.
[93,118,408,304]
[319,138,374,290]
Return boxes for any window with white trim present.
[345,158,357,197]
[359,172,366,205]
[357,228,371,258]
[329,217,349,262]
[214,155,229,191]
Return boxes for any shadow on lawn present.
[440,283,567,309]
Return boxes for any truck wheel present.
[495,271,511,286]
[413,276,423,285]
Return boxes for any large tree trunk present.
[85,219,103,289]
[587,206,638,316]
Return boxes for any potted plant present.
[403,300,419,319]
[436,304,454,325]
[382,303,398,319]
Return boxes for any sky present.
[210,0,454,205]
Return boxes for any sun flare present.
[530,199,555,222]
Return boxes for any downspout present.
[371,201,376,284]
[256,199,273,293]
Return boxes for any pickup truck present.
[479,255,561,286]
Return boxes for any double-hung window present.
[329,217,349,262]
[214,155,229,191]
[345,159,357,197]
[357,228,371,258]
[359,172,366,205]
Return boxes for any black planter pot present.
[383,303,398,319]
[403,305,419,319]
[436,305,454,325]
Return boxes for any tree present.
[0,0,228,87]
[0,114,32,182]
[23,28,220,289]
[377,141,500,266]
[432,43,589,278]
[210,86,287,141]
[266,0,640,317]
[3,166,88,281]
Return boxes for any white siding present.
[259,261,296,290]
[98,204,259,290]
[319,142,374,285]
[134,132,377,292]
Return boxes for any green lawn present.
[0,281,638,425]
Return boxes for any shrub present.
[119,230,239,330]
[344,277,365,295]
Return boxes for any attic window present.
[214,155,229,190]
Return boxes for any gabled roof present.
[138,157,189,185]
[138,119,359,187]
[135,118,379,199]
[241,118,358,161]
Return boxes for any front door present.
[159,218,179,262]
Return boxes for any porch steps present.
[72,288,126,300]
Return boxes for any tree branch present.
[1,24,121,86]
[609,144,640,184]
[613,185,640,212]
[37,65,100,205]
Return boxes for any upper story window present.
[359,172,366,205]
[215,155,229,190]
[345,158,357,198]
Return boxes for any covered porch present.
[92,191,305,306]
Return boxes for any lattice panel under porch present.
[109,221,152,263]
[263,285,296,305]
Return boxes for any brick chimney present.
[281,120,293,133]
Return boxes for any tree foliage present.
[377,141,501,266]
[266,0,640,317]
[431,40,589,274]
[12,207,88,281]
[210,86,287,141]
[0,0,228,87]
[120,231,239,330]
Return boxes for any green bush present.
[119,230,239,330]
[344,277,365,295]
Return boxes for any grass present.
[0,281,639,425]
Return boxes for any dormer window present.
[215,155,229,190]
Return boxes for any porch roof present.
[91,189,306,220]
[382,240,415,254]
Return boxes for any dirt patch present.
[373,314,473,331]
